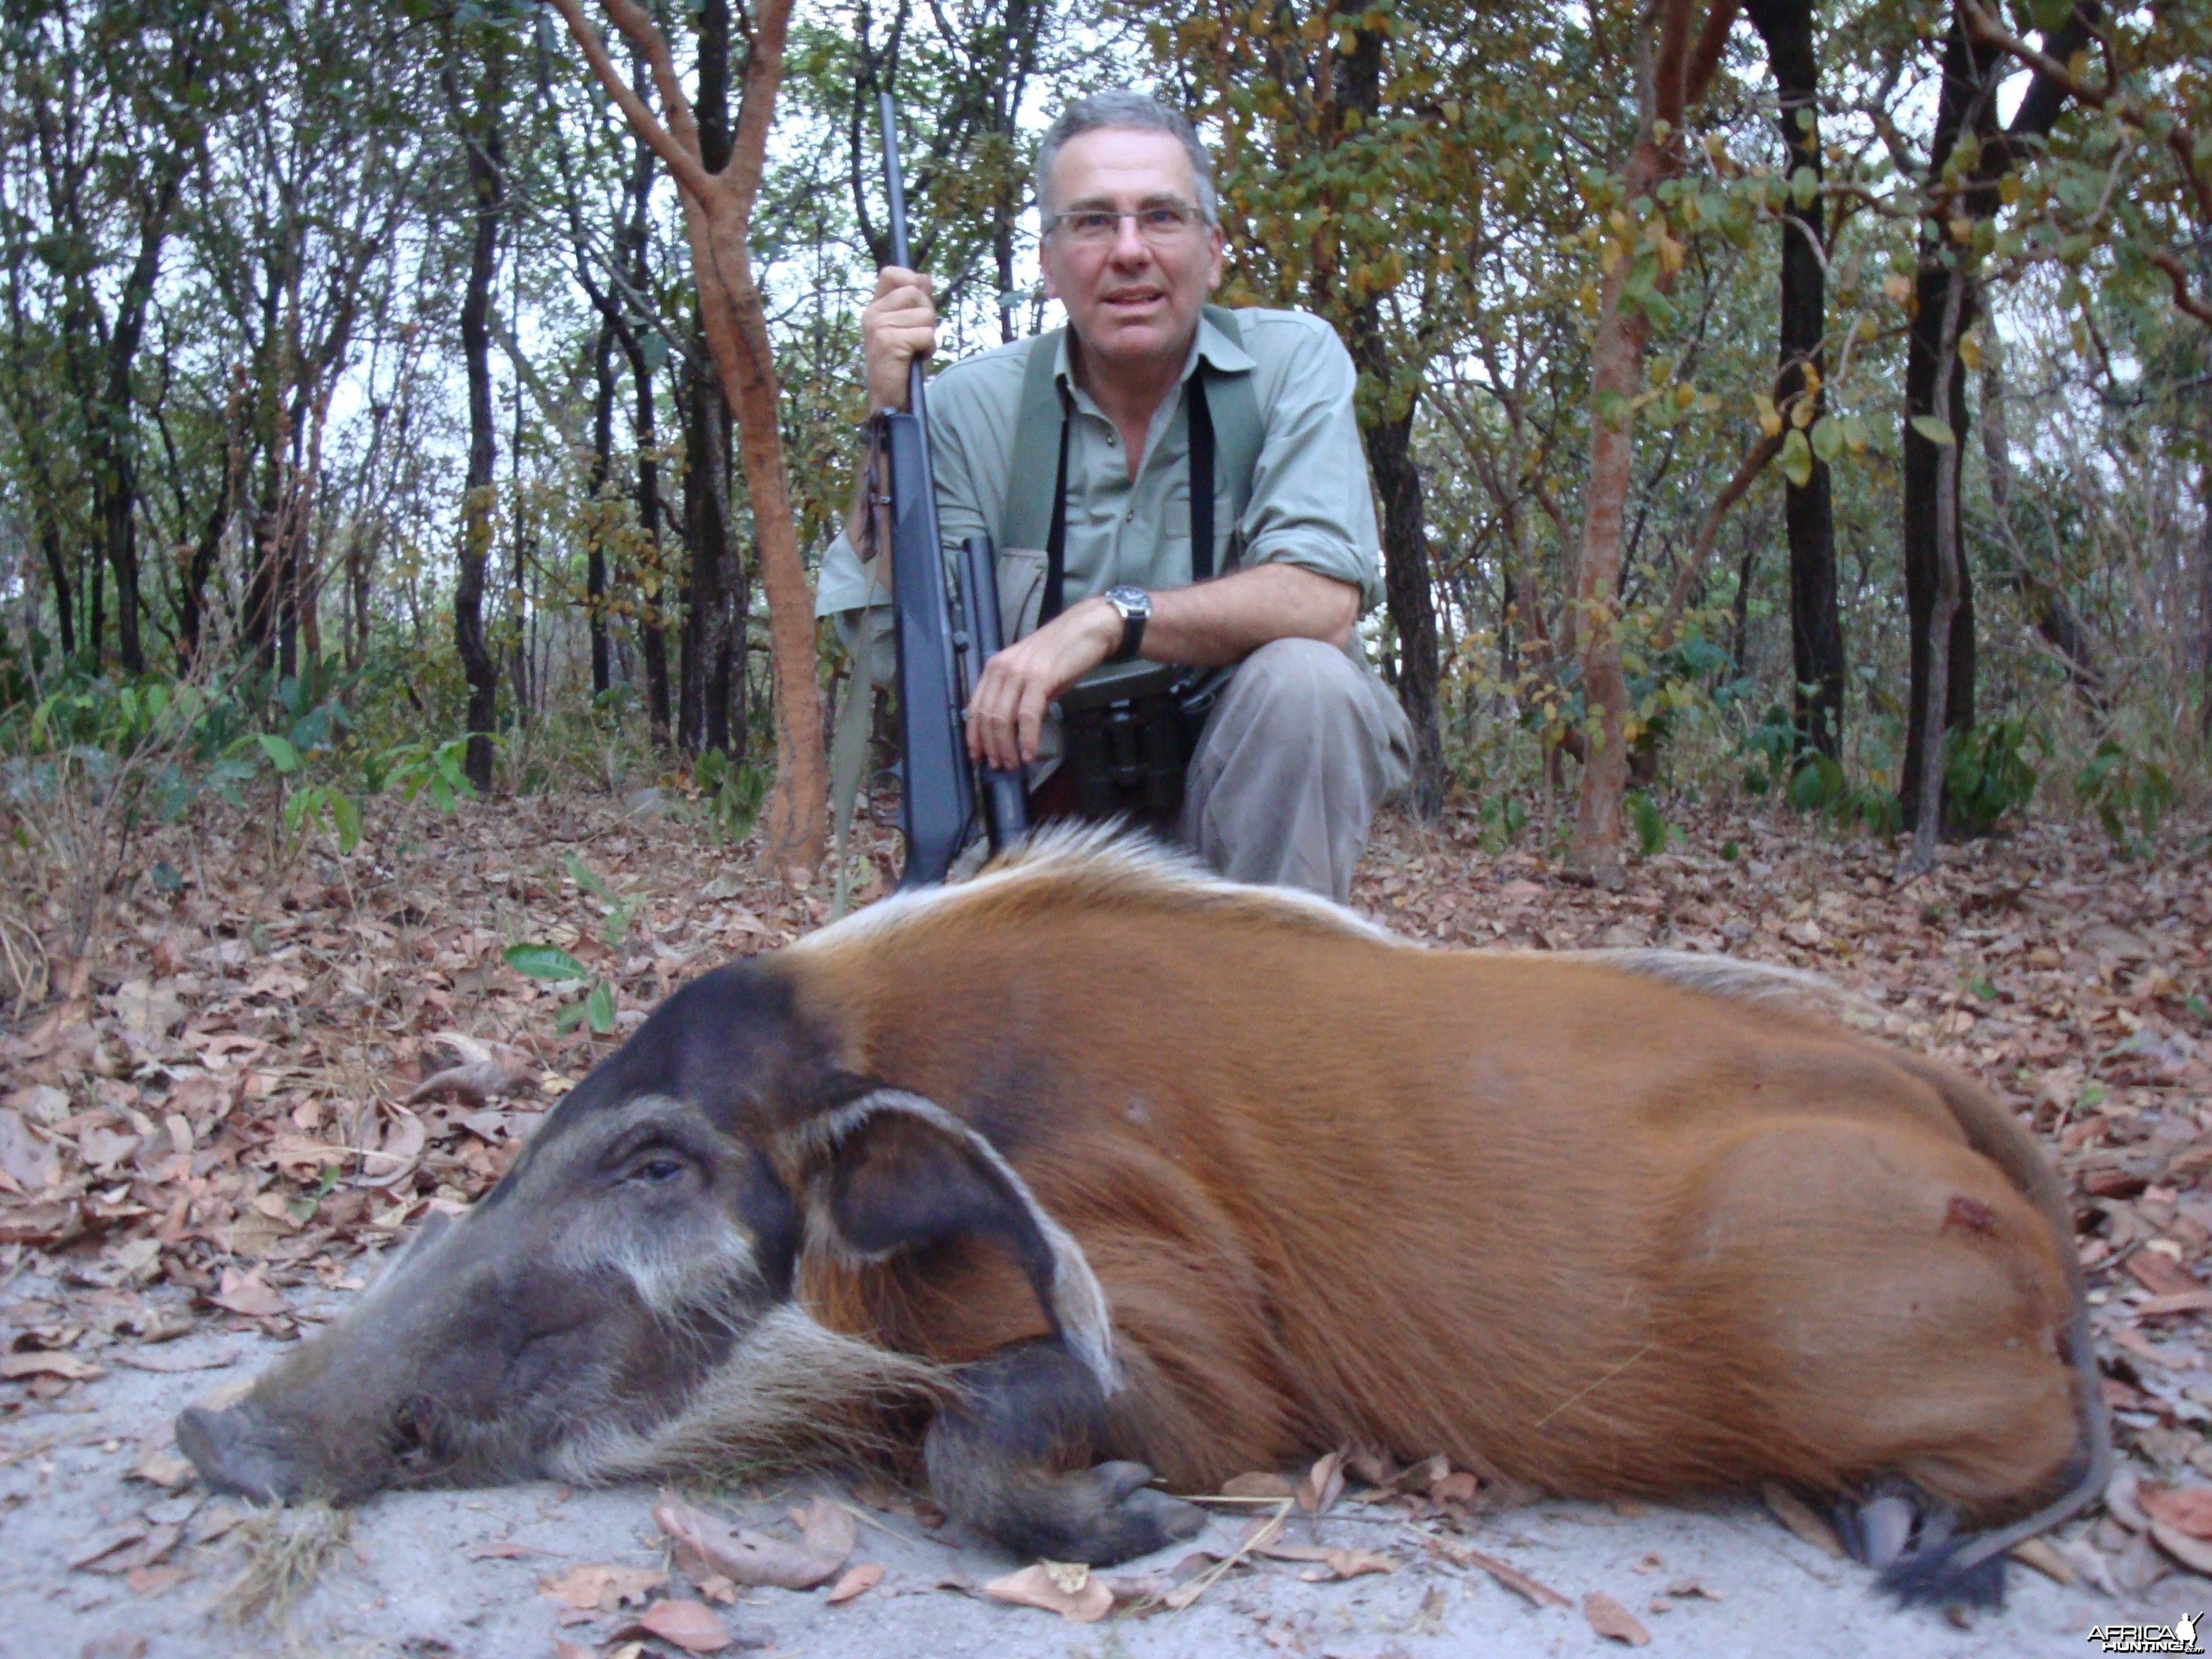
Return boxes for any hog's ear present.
[797,1089,1120,1397]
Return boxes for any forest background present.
[1,0,2209,997]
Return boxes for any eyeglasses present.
[1043,203,1210,245]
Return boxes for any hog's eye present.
[632,1153,688,1185]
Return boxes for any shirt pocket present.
[995,545,1048,642]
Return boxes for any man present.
[817,89,1410,902]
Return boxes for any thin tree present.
[546,0,827,876]
[1567,0,1740,887]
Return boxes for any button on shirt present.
[817,306,1384,681]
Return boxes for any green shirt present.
[816,306,1383,683]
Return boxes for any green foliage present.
[692,748,766,847]
[373,736,479,813]
[1942,716,2040,836]
[503,940,615,1036]
[1625,788,1669,857]
[565,853,636,946]
[2073,739,2175,855]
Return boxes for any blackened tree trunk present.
[445,54,506,792]
[678,0,740,757]
[1899,3,2093,830]
[632,343,672,739]
[1341,21,1443,818]
[588,318,616,697]
[508,374,532,726]
[1747,0,1843,760]
[680,346,739,755]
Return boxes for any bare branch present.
[1657,426,1785,644]
[539,0,714,200]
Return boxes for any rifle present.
[873,94,1028,887]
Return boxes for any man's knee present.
[1213,638,1373,740]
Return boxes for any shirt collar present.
[1053,307,1255,400]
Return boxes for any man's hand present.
[965,598,1122,770]
[863,266,937,413]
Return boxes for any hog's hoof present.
[1835,1481,2007,1610]
[970,1460,1207,1566]
[1832,1480,1923,1570]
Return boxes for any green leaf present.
[505,943,587,981]
[257,733,302,774]
[1910,414,1957,448]
[1809,417,1843,466]
[554,1000,588,1035]
[584,981,615,1035]
[1781,428,1814,487]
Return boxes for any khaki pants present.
[1175,639,1414,903]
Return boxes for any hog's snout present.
[176,1402,321,1504]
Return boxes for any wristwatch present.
[1103,585,1151,663]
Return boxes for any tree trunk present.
[632,342,673,738]
[1566,0,1740,885]
[680,344,739,755]
[1746,0,1843,760]
[1568,209,1653,887]
[448,56,506,792]
[1340,20,1443,818]
[1904,263,1967,876]
[588,318,616,697]
[508,373,532,726]
[1898,1,2092,827]
[1978,328,2103,707]
[678,0,739,758]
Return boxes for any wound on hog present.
[1943,1195,1999,1237]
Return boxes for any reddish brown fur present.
[783,844,2083,1522]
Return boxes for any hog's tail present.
[1879,1059,2112,1607]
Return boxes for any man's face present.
[1040,127,1225,380]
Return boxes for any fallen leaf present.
[1584,1589,1652,1646]
[1296,1448,1347,1516]
[464,1538,539,1559]
[1221,1471,1296,1499]
[1663,1576,1723,1601]
[2137,1482,2212,1540]
[1322,1548,1397,1578]
[2007,1537,2075,1585]
[825,1563,884,1603]
[2151,1521,2212,1576]
[1761,1482,1843,1557]
[125,1563,190,1597]
[0,1108,58,1191]
[207,1268,287,1319]
[982,1561,1113,1622]
[68,1523,149,1571]
[1431,1470,1481,1505]
[537,1562,665,1612]
[108,979,185,1040]
[126,1448,196,1489]
[1,1352,105,1382]
[654,1496,852,1591]
[638,1597,735,1653]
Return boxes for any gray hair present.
[1035,90,1218,226]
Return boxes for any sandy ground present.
[0,1276,2192,1659]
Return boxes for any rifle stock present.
[876,94,1028,887]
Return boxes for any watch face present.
[1107,585,1150,618]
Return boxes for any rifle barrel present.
[876,94,928,415]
